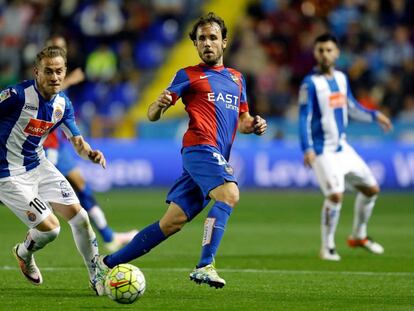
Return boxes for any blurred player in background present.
[298,33,393,261]
[44,35,137,252]
[93,12,267,293]
[0,46,105,289]
[43,131,137,252]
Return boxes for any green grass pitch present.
[0,190,413,310]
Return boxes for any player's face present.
[34,56,67,99]
[314,41,339,73]
[194,22,227,66]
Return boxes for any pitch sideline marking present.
[1,266,413,277]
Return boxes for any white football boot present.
[12,244,43,285]
[189,264,226,288]
[347,236,384,254]
[320,247,341,261]
[104,230,138,252]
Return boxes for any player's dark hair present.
[189,12,227,41]
[314,33,339,46]
[35,46,67,67]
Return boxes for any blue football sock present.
[77,185,114,242]
[197,201,233,268]
[76,184,97,211]
[104,221,167,268]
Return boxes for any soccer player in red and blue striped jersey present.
[95,12,267,291]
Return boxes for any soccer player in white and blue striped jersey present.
[0,46,106,289]
[298,33,392,261]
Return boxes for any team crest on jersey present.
[329,92,346,108]
[224,164,234,175]
[26,211,37,222]
[0,88,14,103]
[24,118,54,137]
[229,73,239,83]
[53,106,63,122]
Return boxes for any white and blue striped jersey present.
[0,80,80,178]
[298,69,378,155]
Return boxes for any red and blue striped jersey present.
[167,63,249,159]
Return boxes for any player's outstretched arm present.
[70,136,106,169]
[376,111,393,132]
[147,90,173,121]
[238,112,267,135]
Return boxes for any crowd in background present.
[1,0,413,138]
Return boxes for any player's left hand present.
[253,115,267,135]
[88,150,106,169]
[376,112,393,132]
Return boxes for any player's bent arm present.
[238,112,267,135]
[147,90,173,121]
[70,136,106,168]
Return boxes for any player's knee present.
[160,219,186,236]
[212,183,239,207]
[363,185,380,197]
[328,193,343,204]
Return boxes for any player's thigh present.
[182,145,237,199]
[166,171,209,221]
[313,152,345,196]
[343,147,377,188]
[37,160,80,206]
[0,170,54,228]
[50,202,82,221]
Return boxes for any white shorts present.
[312,142,377,196]
[0,160,79,228]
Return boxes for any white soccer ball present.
[105,263,146,304]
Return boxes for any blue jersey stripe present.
[326,78,344,152]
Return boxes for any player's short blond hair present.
[35,46,67,68]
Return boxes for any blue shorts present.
[56,143,77,176]
[166,145,237,220]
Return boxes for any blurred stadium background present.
[1,0,414,192]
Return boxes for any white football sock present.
[18,227,60,259]
[352,193,377,239]
[68,209,99,280]
[88,205,108,229]
[321,199,342,250]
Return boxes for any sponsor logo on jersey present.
[23,104,38,111]
[207,92,239,112]
[24,118,54,137]
[26,211,37,222]
[329,92,346,108]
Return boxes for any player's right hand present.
[303,150,316,168]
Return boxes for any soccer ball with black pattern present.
[105,263,146,304]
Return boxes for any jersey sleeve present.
[0,87,20,114]
[239,74,249,115]
[298,77,316,153]
[59,99,81,138]
[167,69,190,105]
[346,78,377,122]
